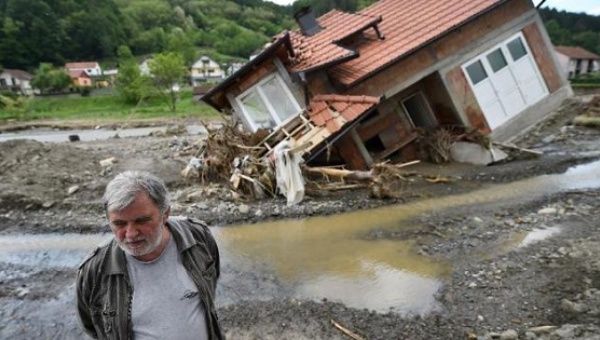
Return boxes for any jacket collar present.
[106,216,201,275]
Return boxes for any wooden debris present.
[492,142,543,156]
[330,320,365,340]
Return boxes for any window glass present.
[466,60,488,85]
[487,48,508,73]
[261,76,298,122]
[507,37,528,61]
[239,90,275,130]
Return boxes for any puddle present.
[215,160,600,313]
[0,124,207,143]
[0,160,598,315]
[0,233,111,267]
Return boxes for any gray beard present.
[117,225,164,258]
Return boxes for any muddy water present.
[214,160,600,313]
[0,233,111,267]
[0,124,207,143]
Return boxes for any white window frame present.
[235,73,302,131]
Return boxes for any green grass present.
[571,83,600,89]
[0,89,221,123]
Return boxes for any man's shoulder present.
[78,236,114,270]
[169,216,211,233]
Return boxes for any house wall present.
[554,52,572,79]
[336,0,569,141]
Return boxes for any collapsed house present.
[202,0,571,170]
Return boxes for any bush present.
[80,87,92,97]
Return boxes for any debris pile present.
[574,95,600,128]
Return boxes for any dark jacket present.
[76,217,223,340]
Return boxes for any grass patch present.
[571,83,600,89]
[0,89,221,122]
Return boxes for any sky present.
[265,0,600,15]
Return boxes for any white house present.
[139,58,152,76]
[65,62,102,77]
[0,69,34,95]
[190,56,225,86]
[226,62,245,77]
[555,46,600,79]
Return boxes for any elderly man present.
[76,171,223,339]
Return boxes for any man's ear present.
[162,207,171,224]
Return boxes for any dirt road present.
[0,97,599,339]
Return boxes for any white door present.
[463,32,549,130]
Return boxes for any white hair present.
[103,171,170,214]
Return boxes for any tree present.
[115,46,152,104]
[149,52,186,112]
[31,63,71,94]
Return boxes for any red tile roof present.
[291,0,507,86]
[307,94,379,133]
[65,62,99,70]
[289,10,382,73]
[555,46,600,60]
[2,69,33,80]
[68,70,90,79]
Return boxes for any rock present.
[500,329,518,340]
[67,185,80,195]
[42,201,55,209]
[468,282,478,288]
[528,326,557,335]
[560,299,588,314]
[524,331,537,340]
[186,191,205,202]
[238,204,250,214]
[254,209,263,217]
[473,217,484,224]
[99,157,117,167]
[68,134,80,142]
[537,207,557,215]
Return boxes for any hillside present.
[540,7,600,55]
[0,1,598,72]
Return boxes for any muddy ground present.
[1,96,600,339]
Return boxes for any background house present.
[554,46,600,79]
[203,0,571,170]
[65,62,102,77]
[190,56,225,86]
[0,69,34,95]
[69,70,92,87]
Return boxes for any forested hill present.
[0,0,296,70]
[0,0,597,71]
[540,8,600,56]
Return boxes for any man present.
[76,171,223,339]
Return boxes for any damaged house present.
[202,0,571,170]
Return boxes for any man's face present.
[107,192,169,261]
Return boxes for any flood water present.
[0,124,207,143]
[0,160,599,319]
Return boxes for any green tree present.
[166,28,197,65]
[149,52,186,112]
[31,63,71,94]
[115,46,152,104]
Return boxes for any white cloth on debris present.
[273,141,305,206]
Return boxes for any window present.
[507,37,527,61]
[487,48,508,73]
[466,60,488,85]
[236,74,301,131]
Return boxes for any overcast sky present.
[265,0,600,15]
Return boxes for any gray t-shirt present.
[126,236,209,340]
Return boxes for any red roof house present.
[555,46,600,79]
[203,0,571,169]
